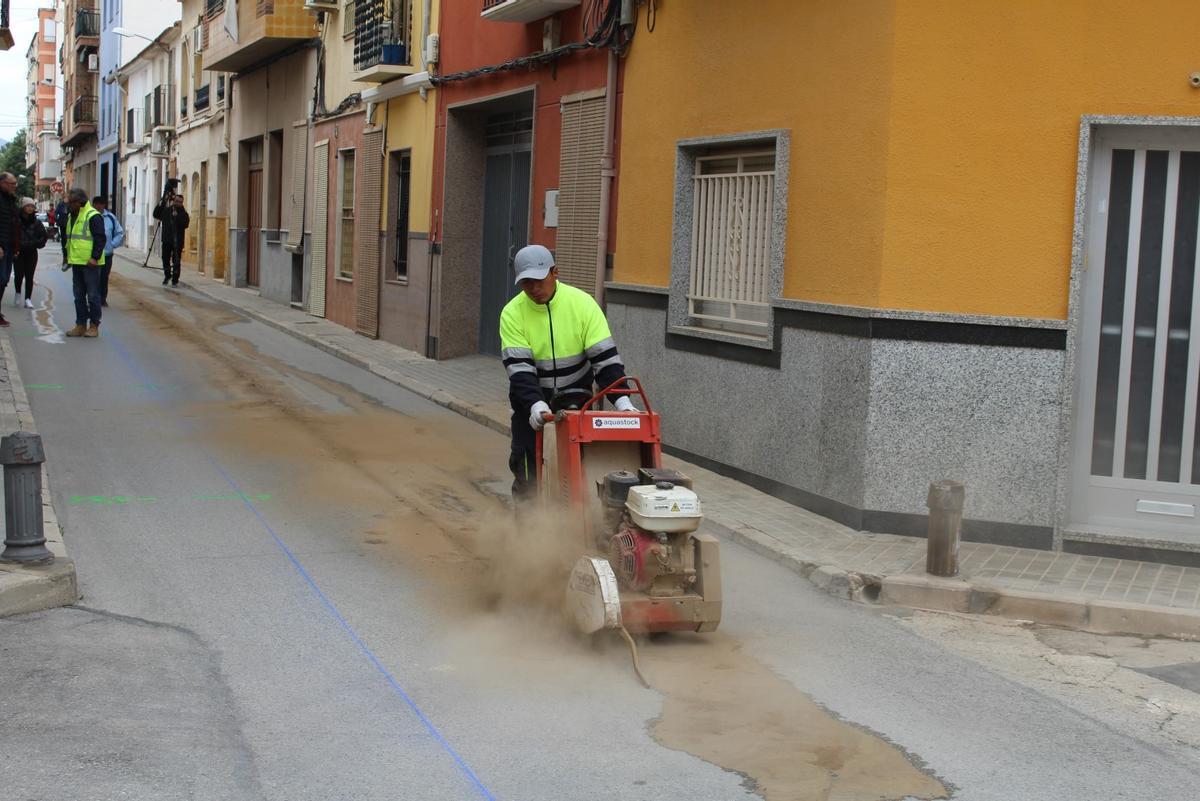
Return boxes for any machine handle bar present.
[582,377,652,413]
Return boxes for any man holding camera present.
[152,192,189,287]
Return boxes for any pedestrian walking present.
[60,188,106,338]
[53,198,67,243]
[92,196,124,307]
[152,193,188,287]
[0,172,21,327]
[14,198,47,309]
[499,244,635,503]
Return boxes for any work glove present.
[529,400,552,431]
[614,396,638,413]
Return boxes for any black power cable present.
[431,0,634,87]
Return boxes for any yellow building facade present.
[609,1,1200,560]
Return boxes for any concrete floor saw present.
[534,379,723,684]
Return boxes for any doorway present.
[1073,126,1200,543]
[477,109,532,356]
[246,140,263,289]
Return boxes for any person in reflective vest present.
[499,244,635,503]
[60,187,107,338]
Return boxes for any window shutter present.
[309,141,329,318]
[556,93,607,298]
[286,120,308,248]
[355,128,384,338]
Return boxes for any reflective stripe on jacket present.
[499,281,626,415]
[65,204,102,266]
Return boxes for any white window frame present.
[336,148,356,280]
[687,149,776,334]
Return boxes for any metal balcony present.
[203,0,317,73]
[75,9,100,40]
[0,0,13,51]
[481,0,579,23]
[351,0,415,83]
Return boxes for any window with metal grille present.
[391,150,410,280]
[687,149,776,335]
[338,150,356,279]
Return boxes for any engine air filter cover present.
[625,484,703,533]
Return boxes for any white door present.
[1073,127,1200,542]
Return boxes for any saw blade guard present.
[566,556,623,634]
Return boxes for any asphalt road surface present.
[1,253,1198,801]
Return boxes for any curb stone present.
[119,254,1200,641]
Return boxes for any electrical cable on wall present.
[430,0,641,87]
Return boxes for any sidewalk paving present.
[114,248,1200,639]
[0,331,78,617]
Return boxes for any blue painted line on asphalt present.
[98,316,498,801]
[208,457,499,801]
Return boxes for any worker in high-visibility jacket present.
[60,187,107,338]
[500,244,635,502]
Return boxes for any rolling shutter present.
[355,128,384,338]
[555,92,606,298]
[309,140,329,317]
[286,120,308,249]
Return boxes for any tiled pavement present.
[113,248,1200,625]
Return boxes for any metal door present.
[478,110,532,356]
[247,167,262,288]
[1073,127,1200,541]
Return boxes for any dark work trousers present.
[13,249,37,300]
[509,410,539,505]
[162,242,182,284]
[100,262,112,302]
[71,265,102,326]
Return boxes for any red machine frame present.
[534,378,662,508]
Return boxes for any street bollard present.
[0,432,52,563]
[926,480,964,577]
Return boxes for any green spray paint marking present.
[25,384,64,390]
[68,495,144,506]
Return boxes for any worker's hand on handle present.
[529,400,552,431]
[614,396,638,413]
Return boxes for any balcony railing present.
[481,0,580,23]
[206,0,224,15]
[180,92,188,118]
[75,9,100,38]
[71,94,97,125]
[194,84,210,111]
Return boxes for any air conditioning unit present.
[150,128,171,157]
[86,53,98,72]
[303,0,338,11]
[192,25,203,54]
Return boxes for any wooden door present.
[247,167,263,288]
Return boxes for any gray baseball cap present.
[513,244,555,285]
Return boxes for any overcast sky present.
[0,1,55,143]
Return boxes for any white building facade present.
[116,23,180,252]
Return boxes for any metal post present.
[926,480,964,577]
[0,432,52,563]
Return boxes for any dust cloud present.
[116,275,949,801]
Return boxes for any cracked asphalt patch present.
[0,606,262,800]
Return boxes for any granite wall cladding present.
[862,338,1064,527]
[610,303,871,512]
[609,299,1066,536]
